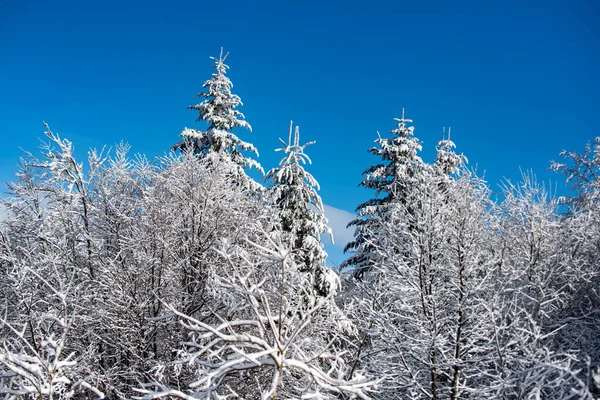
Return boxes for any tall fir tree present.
[173,49,263,175]
[265,122,335,297]
[342,110,423,277]
[434,127,467,176]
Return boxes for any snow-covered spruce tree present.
[172,49,263,183]
[265,122,335,297]
[434,128,466,176]
[347,153,594,399]
[343,110,423,278]
[342,136,596,399]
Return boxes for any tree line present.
[0,50,598,399]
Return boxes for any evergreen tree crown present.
[173,49,263,175]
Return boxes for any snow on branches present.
[2,63,599,399]
[172,49,263,179]
[266,122,335,298]
[135,224,375,399]
[343,109,424,277]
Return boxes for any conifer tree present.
[173,49,263,175]
[435,127,466,176]
[342,110,423,277]
[265,122,335,296]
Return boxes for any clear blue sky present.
[1,0,598,264]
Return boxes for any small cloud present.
[323,204,355,249]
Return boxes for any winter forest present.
[0,50,599,400]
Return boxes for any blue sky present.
[1,0,598,265]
